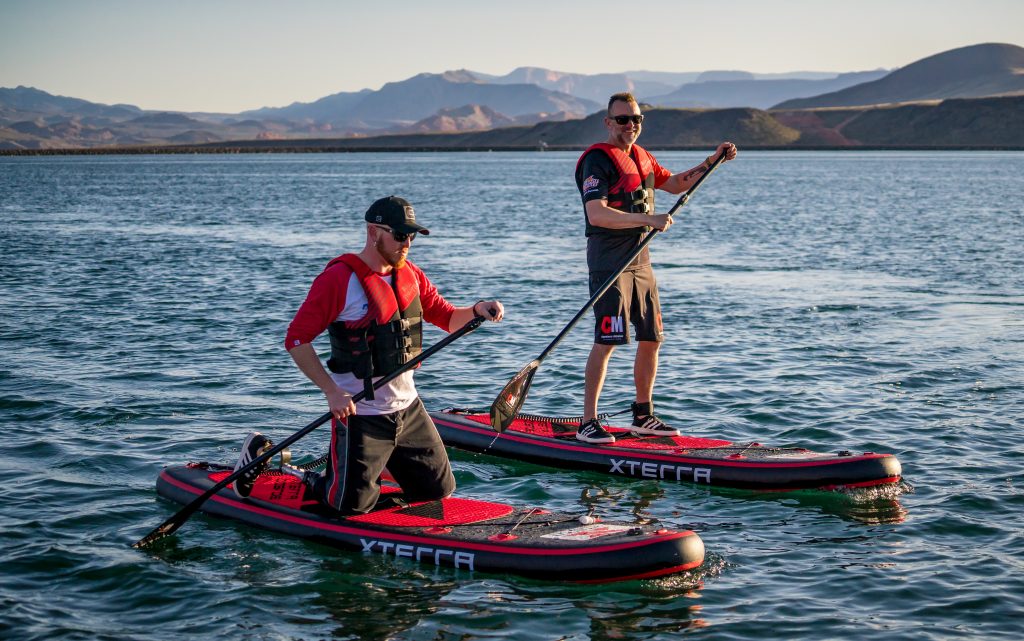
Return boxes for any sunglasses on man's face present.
[611,114,644,125]
[373,224,416,243]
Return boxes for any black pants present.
[312,398,455,514]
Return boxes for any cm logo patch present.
[600,315,624,335]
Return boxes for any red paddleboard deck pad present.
[432,409,902,492]
[155,463,705,583]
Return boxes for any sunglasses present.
[372,224,416,243]
[610,114,644,125]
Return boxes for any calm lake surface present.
[1,151,1022,640]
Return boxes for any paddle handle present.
[535,151,727,363]
[133,315,486,548]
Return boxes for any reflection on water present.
[312,563,458,639]
[574,469,911,528]
[306,565,713,639]
[578,481,668,526]
[699,480,912,525]
[842,498,908,525]
[584,595,710,638]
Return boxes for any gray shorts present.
[590,267,664,345]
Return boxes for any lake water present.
[1,151,1022,640]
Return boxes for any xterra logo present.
[609,458,712,484]
[360,538,475,570]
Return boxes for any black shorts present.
[313,398,455,515]
[590,267,664,345]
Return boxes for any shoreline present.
[3,144,1023,156]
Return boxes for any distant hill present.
[159,95,1024,152]
[0,118,120,149]
[619,107,801,146]
[774,95,1024,147]
[398,107,799,148]
[127,112,206,127]
[241,89,372,126]
[3,43,1023,151]
[696,70,756,82]
[347,72,597,123]
[648,70,889,109]
[470,67,678,104]
[168,130,223,143]
[0,92,306,149]
[0,85,142,123]
[623,70,844,84]
[620,71,703,86]
[774,43,1024,109]
[475,67,861,106]
[398,104,516,133]
[243,71,599,131]
[180,106,802,150]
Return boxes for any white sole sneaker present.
[630,416,680,437]
[576,421,616,444]
[233,432,273,498]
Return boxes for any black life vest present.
[325,254,423,400]
[576,142,658,237]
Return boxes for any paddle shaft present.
[533,151,727,364]
[133,315,486,548]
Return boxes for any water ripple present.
[2,151,1023,640]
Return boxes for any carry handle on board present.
[133,315,487,549]
[489,151,728,432]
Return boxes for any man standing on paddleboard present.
[573,93,737,444]
[233,196,504,513]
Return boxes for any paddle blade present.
[133,511,189,548]
[490,360,539,432]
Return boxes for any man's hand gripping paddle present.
[489,153,728,432]
[133,315,487,549]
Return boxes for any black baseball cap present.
[364,196,430,236]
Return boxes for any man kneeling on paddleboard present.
[233,196,504,513]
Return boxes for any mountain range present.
[2,42,1022,151]
[776,42,1024,108]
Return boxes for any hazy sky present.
[2,0,1021,113]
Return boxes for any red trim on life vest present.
[576,142,657,195]
[334,254,419,329]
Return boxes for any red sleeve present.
[651,155,673,189]
[284,262,351,351]
[409,262,456,332]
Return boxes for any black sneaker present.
[233,432,274,498]
[630,414,680,437]
[577,419,616,444]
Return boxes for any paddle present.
[489,151,728,432]
[133,314,487,549]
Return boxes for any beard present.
[375,237,408,269]
[615,129,639,147]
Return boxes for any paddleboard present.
[432,409,902,492]
[155,462,705,583]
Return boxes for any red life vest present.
[325,254,423,399]
[576,143,657,236]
